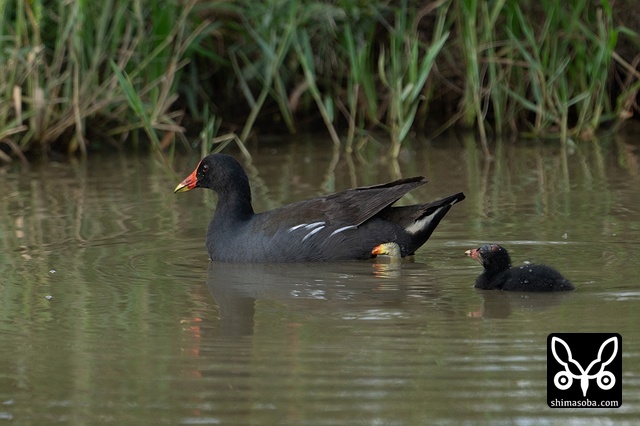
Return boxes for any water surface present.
[1,134,639,424]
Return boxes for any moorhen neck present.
[175,153,465,262]
[465,244,574,291]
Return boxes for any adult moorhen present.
[175,153,465,262]
[465,244,575,291]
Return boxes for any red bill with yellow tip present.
[174,160,201,193]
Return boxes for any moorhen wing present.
[175,153,465,262]
[465,244,574,291]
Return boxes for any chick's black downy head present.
[466,244,512,274]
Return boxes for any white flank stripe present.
[405,209,441,235]
[302,226,325,241]
[289,222,326,233]
[329,225,357,237]
[304,221,325,229]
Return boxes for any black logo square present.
[547,333,622,408]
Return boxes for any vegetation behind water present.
[1,0,639,162]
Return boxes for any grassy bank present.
[1,0,639,161]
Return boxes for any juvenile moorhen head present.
[372,242,402,258]
[466,244,511,275]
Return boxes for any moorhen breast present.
[465,244,574,291]
[175,153,465,262]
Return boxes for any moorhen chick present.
[465,244,574,291]
[174,153,465,262]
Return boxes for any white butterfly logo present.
[551,336,618,397]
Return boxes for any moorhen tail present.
[174,153,465,262]
[465,244,574,291]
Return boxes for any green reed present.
[451,0,638,147]
[341,19,377,152]
[202,0,635,155]
[377,0,449,158]
[0,0,206,160]
[229,0,297,143]
[2,0,639,161]
[456,0,507,156]
[294,28,341,146]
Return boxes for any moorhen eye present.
[174,153,465,263]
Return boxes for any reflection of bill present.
[551,336,618,397]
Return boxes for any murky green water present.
[1,133,639,424]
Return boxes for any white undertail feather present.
[405,210,439,234]
[404,197,460,235]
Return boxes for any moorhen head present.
[372,242,402,259]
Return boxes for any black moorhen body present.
[465,244,574,291]
[175,154,465,262]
